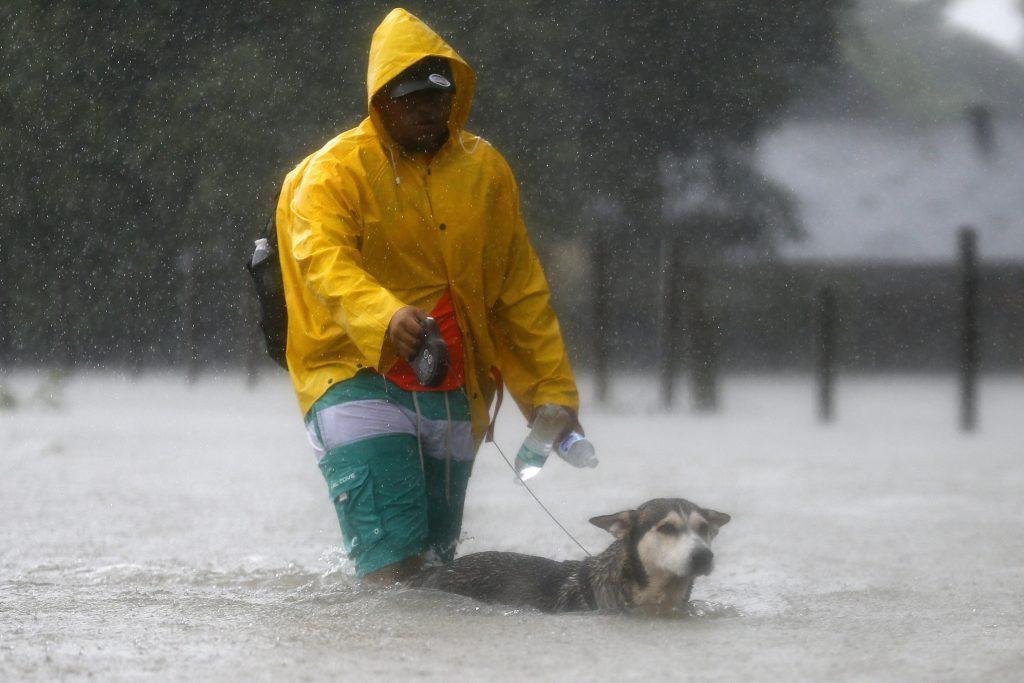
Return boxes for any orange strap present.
[485,367,504,443]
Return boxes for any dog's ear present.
[702,508,731,528]
[589,510,635,540]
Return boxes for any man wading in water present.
[275,8,581,583]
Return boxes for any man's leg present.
[422,454,473,563]
[306,372,430,581]
[397,388,476,563]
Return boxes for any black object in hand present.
[409,317,450,387]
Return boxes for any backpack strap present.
[265,196,279,250]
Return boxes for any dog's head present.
[590,498,730,579]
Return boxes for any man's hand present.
[388,306,429,359]
[529,405,584,440]
[561,407,583,437]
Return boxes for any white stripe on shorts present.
[307,398,474,463]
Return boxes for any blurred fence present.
[708,261,1021,371]
[561,254,1024,377]
[1,246,1022,379]
[568,227,1021,429]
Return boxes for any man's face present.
[376,88,453,154]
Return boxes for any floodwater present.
[2,371,1023,680]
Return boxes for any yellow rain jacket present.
[276,8,578,442]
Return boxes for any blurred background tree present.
[0,0,849,367]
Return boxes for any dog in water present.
[409,497,730,613]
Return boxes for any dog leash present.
[483,369,592,557]
[489,439,593,557]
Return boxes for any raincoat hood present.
[367,8,476,136]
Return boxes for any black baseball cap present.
[387,57,455,99]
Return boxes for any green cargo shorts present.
[305,370,475,578]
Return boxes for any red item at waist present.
[386,290,465,391]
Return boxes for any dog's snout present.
[690,547,714,575]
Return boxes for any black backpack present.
[246,211,288,369]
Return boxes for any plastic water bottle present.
[514,404,571,481]
[555,431,598,469]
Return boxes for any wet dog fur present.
[409,497,730,613]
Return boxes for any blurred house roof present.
[756,116,1024,262]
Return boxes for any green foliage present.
[0,1,847,365]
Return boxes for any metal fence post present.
[0,237,10,370]
[243,287,261,388]
[959,227,979,432]
[657,237,680,409]
[178,250,200,383]
[687,264,718,412]
[816,285,837,422]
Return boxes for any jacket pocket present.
[322,463,386,556]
